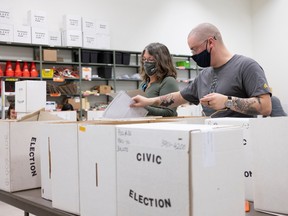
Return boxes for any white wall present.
[4,0,252,55]
[252,0,288,110]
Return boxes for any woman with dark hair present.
[139,42,179,117]
[7,102,17,119]
[61,103,74,111]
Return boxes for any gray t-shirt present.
[180,54,271,117]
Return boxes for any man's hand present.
[130,95,155,108]
[200,93,227,110]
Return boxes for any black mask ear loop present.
[207,36,217,53]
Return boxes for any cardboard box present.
[87,110,105,120]
[13,25,31,44]
[78,122,244,216]
[82,67,92,80]
[63,14,82,31]
[205,118,254,201]
[177,104,203,116]
[0,111,63,192]
[96,85,111,94]
[0,7,13,24]
[116,123,244,216]
[95,33,110,49]
[15,80,46,113]
[95,20,110,34]
[49,111,77,121]
[82,17,96,32]
[61,30,82,47]
[48,31,61,47]
[0,121,41,192]
[48,119,161,215]
[82,31,97,49]
[27,10,47,27]
[78,119,166,216]
[251,117,288,215]
[0,23,13,43]
[68,98,81,110]
[31,27,48,45]
[38,118,76,201]
[49,123,80,214]
[43,49,57,62]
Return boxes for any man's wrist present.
[225,96,233,109]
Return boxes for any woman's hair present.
[7,102,15,119]
[140,42,177,82]
[61,103,74,111]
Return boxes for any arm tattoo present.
[233,97,262,115]
[159,94,175,107]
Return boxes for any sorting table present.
[0,188,277,216]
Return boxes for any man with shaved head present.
[131,23,272,118]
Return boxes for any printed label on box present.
[0,24,13,42]
[0,8,13,23]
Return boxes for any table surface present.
[0,188,282,216]
[0,189,76,216]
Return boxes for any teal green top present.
[141,76,179,117]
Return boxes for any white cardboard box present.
[15,80,46,113]
[82,31,97,49]
[82,17,96,32]
[13,25,31,44]
[63,14,82,31]
[27,10,47,27]
[48,123,80,214]
[78,119,173,216]
[78,122,244,216]
[205,117,254,201]
[61,30,82,47]
[95,20,110,34]
[116,123,244,216]
[38,115,75,201]
[95,33,110,49]
[78,123,117,216]
[251,117,288,215]
[0,23,13,43]
[86,110,105,120]
[49,111,77,121]
[48,119,157,215]
[0,7,13,24]
[0,121,42,192]
[31,27,48,45]
[48,31,61,47]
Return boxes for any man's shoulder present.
[233,54,256,64]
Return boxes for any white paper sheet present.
[102,91,148,118]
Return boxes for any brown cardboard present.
[43,49,57,62]
[96,85,111,94]
[68,98,81,110]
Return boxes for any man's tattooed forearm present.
[159,94,174,107]
[234,97,261,115]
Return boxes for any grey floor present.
[0,201,35,216]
